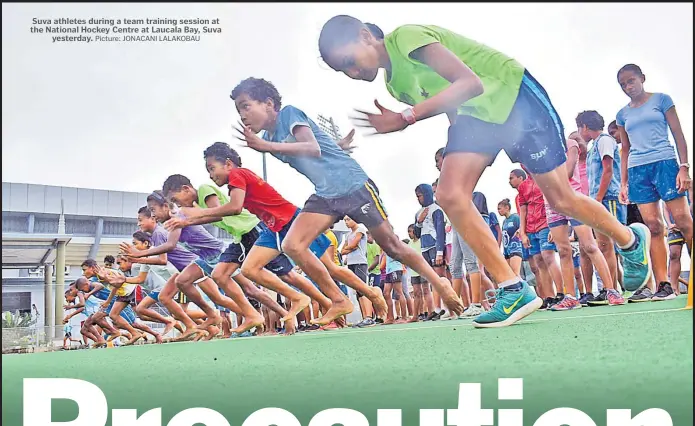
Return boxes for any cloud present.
[2,3,692,237]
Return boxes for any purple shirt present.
[176,213,224,261]
[150,225,197,272]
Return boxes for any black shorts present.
[411,275,424,285]
[348,264,369,298]
[302,180,387,229]
[668,230,685,246]
[64,332,72,338]
[626,203,644,225]
[384,271,403,284]
[421,247,438,267]
[175,291,189,305]
[220,225,294,275]
[444,70,566,175]
[116,291,136,305]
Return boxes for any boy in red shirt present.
[183,142,387,326]
[511,168,563,308]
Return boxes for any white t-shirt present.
[135,261,178,293]
[345,224,368,265]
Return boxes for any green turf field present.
[3,297,693,425]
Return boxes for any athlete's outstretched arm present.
[235,123,320,158]
[120,228,182,258]
[408,43,484,121]
[164,194,225,230]
[182,188,247,219]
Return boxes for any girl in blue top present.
[616,64,693,296]
[497,198,522,276]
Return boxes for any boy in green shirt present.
[318,16,652,328]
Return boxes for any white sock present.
[498,276,523,288]
[617,231,636,250]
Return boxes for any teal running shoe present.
[473,281,542,328]
[617,223,652,292]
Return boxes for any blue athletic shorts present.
[504,239,523,259]
[147,291,160,302]
[628,159,685,205]
[194,255,221,278]
[601,199,627,225]
[444,70,567,175]
[521,246,531,261]
[527,227,556,256]
[220,224,294,275]
[667,230,685,246]
[254,209,331,259]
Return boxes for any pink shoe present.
[607,289,627,306]
[550,295,582,311]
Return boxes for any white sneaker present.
[462,304,485,318]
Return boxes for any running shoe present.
[588,289,609,306]
[426,311,441,321]
[606,289,627,305]
[579,293,595,306]
[461,304,485,318]
[473,281,543,328]
[352,317,377,328]
[652,282,676,301]
[550,295,582,311]
[628,287,653,303]
[617,223,652,291]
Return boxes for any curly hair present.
[203,142,242,167]
[231,77,282,111]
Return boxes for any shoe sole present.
[652,294,676,301]
[628,298,652,303]
[473,297,543,328]
[625,223,652,292]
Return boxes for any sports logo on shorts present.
[530,147,548,160]
[361,203,371,215]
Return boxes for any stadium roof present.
[1,233,72,269]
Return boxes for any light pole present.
[317,114,342,142]
[262,153,267,181]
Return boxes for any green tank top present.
[197,183,260,243]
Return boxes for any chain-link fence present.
[1,325,65,354]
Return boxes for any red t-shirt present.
[227,168,298,232]
[516,178,548,235]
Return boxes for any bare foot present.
[196,313,222,331]
[231,313,265,334]
[284,321,297,336]
[162,320,177,337]
[310,299,353,326]
[106,332,122,342]
[154,334,164,344]
[383,319,395,325]
[408,315,419,323]
[282,295,311,322]
[395,318,408,324]
[175,327,208,342]
[202,325,219,341]
[124,333,144,346]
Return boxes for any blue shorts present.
[147,291,160,302]
[667,230,685,246]
[628,159,685,205]
[254,209,331,259]
[504,239,523,259]
[194,255,221,278]
[369,273,382,291]
[527,227,556,256]
[220,225,294,275]
[548,218,582,228]
[602,199,627,225]
[444,70,566,175]
[573,255,580,269]
[521,246,531,261]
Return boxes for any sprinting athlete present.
[162,174,336,334]
[228,77,462,318]
[121,192,237,340]
[184,142,388,326]
[317,16,651,327]
[117,231,182,337]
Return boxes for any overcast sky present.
[3,3,692,238]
